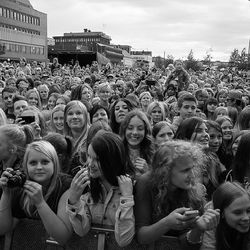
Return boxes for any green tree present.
[185,50,201,71]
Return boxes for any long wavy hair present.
[151,140,205,220]
[21,141,60,216]
[150,140,205,221]
[119,109,154,175]
[213,182,250,250]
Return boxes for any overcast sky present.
[31,0,250,61]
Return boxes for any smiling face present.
[27,149,54,186]
[66,105,86,130]
[53,110,64,132]
[208,127,223,153]
[232,135,242,156]
[125,116,145,148]
[224,194,250,233]
[87,144,102,179]
[221,120,233,141]
[28,92,39,107]
[191,122,210,148]
[114,101,129,124]
[47,96,57,110]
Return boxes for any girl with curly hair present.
[135,140,220,249]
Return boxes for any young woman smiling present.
[201,182,250,250]
[64,101,89,174]
[119,109,154,179]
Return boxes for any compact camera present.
[7,170,26,188]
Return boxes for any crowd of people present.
[0,57,250,249]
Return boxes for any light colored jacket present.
[66,186,135,247]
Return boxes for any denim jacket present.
[66,186,135,247]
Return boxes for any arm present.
[0,170,15,235]
[200,228,216,250]
[36,190,73,245]
[115,196,135,247]
[0,191,13,235]
[135,174,174,244]
[66,168,91,237]
[115,175,135,247]
[66,196,91,237]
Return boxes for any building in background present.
[131,50,154,68]
[51,30,124,66]
[0,0,47,61]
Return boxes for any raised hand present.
[68,168,90,205]
[118,175,133,197]
[24,180,45,207]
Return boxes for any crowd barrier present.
[2,218,182,250]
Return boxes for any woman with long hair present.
[147,101,168,126]
[25,89,42,110]
[231,133,250,185]
[216,116,234,170]
[135,140,220,249]
[175,117,225,200]
[119,109,154,179]
[64,101,89,173]
[67,131,135,247]
[201,182,250,250]
[110,98,133,134]
[0,141,73,248]
[152,121,175,149]
[49,105,65,135]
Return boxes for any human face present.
[167,88,175,97]
[179,101,197,119]
[207,103,217,113]
[53,111,64,131]
[191,122,210,148]
[171,157,195,190]
[114,101,129,123]
[187,85,194,93]
[39,87,49,100]
[208,127,222,152]
[216,109,228,118]
[140,95,151,107]
[47,96,57,110]
[99,88,111,102]
[155,125,174,146]
[87,144,102,179]
[232,135,242,156]
[2,92,15,108]
[221,120,233,141]
[56,98,66,106]
[125,116,145,148]
[28,92,39,107]
[224,195,250,233]
[151,106,163,124]
[66,105,86,130]
[92,108,108,123]
[27,149,54,186]
[14,100,28,117]
[81,87,92,102]
[175,62,183,70]
[0,132,12,161]
[219,94,227,104]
